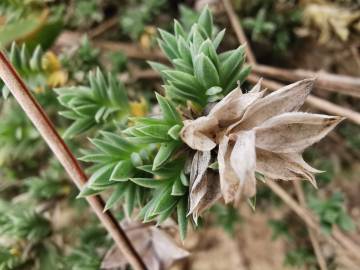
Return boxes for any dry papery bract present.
[181,78,343,221]
[101,221,189,270]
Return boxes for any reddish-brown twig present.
[0,52,147,270]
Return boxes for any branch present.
[293,182,328,270]
[252,65,360,98]
[221,0,257,65]
[0,52,147,270]
[89,17,119,39]
[266,181,360,263]
[94,40,165,61]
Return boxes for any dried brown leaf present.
[188,151,211,217]
[181,81,265,151]
[210,81,265,127]
[101,222,189,270]
[256,149,318,187]
[181,117,218,151]
[180,78,342,210]
[230,79,315,132]
[218,136,240,204]
[230,130,256,202]
[255,112,344,153]
[189,171,221,224]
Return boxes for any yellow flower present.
[34,86,45,94]
[47,70,68,88]
[41,51,68,87]
[60,185,71,195]
[42,51,61,72]
[140,26,157,50]
[9,247,21,257]
[130,97,148,117]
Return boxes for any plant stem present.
[222,0,257,65]
[293,182,328,270]
[252,65,360,98]
[266,180,360,263]
[0,51,147,270]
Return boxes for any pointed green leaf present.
[177,197,188,240]
[104,183,128,211]
[110,160,134,181]
[130,178,171,189]
[63,118,94,138]
[212,29,225,49]
[171,177,187,196]
[194,53,220,89]
[198,6,213,37]
[155,93,182,124]
[168,124,182,140]
[125,184,136,216]
[153,141,181,170]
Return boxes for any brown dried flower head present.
[181,79,343,220]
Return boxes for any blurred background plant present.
[234,0,302,54]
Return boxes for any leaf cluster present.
[309,192,355,233]
[239,0,302,53]
[61,37,101,77]
[149,7,250,109]
[67,0,103,29]
[56,69,129,138]
[24,159,70,200]
[0,43,47,98]
[0,101,43,165]
[73,7,251,240]
[79,132,151,215]
[0,200,51,242]
[120,0,167,40]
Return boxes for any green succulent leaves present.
[58,6,253,240]
[149,6,251,109]
[55,69,129,138]
[79,132,150,214]
[124,93,183,170]
[0,43,45,98]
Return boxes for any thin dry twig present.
[94,40,165,61]
[293,182,328,270]
[350,45,360,69]
[89,17,119,39]
[0,52,147,270]
[266,180,360,262]
[247,74,360,125]
[252,65,360,98]
[221,0,257,65]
